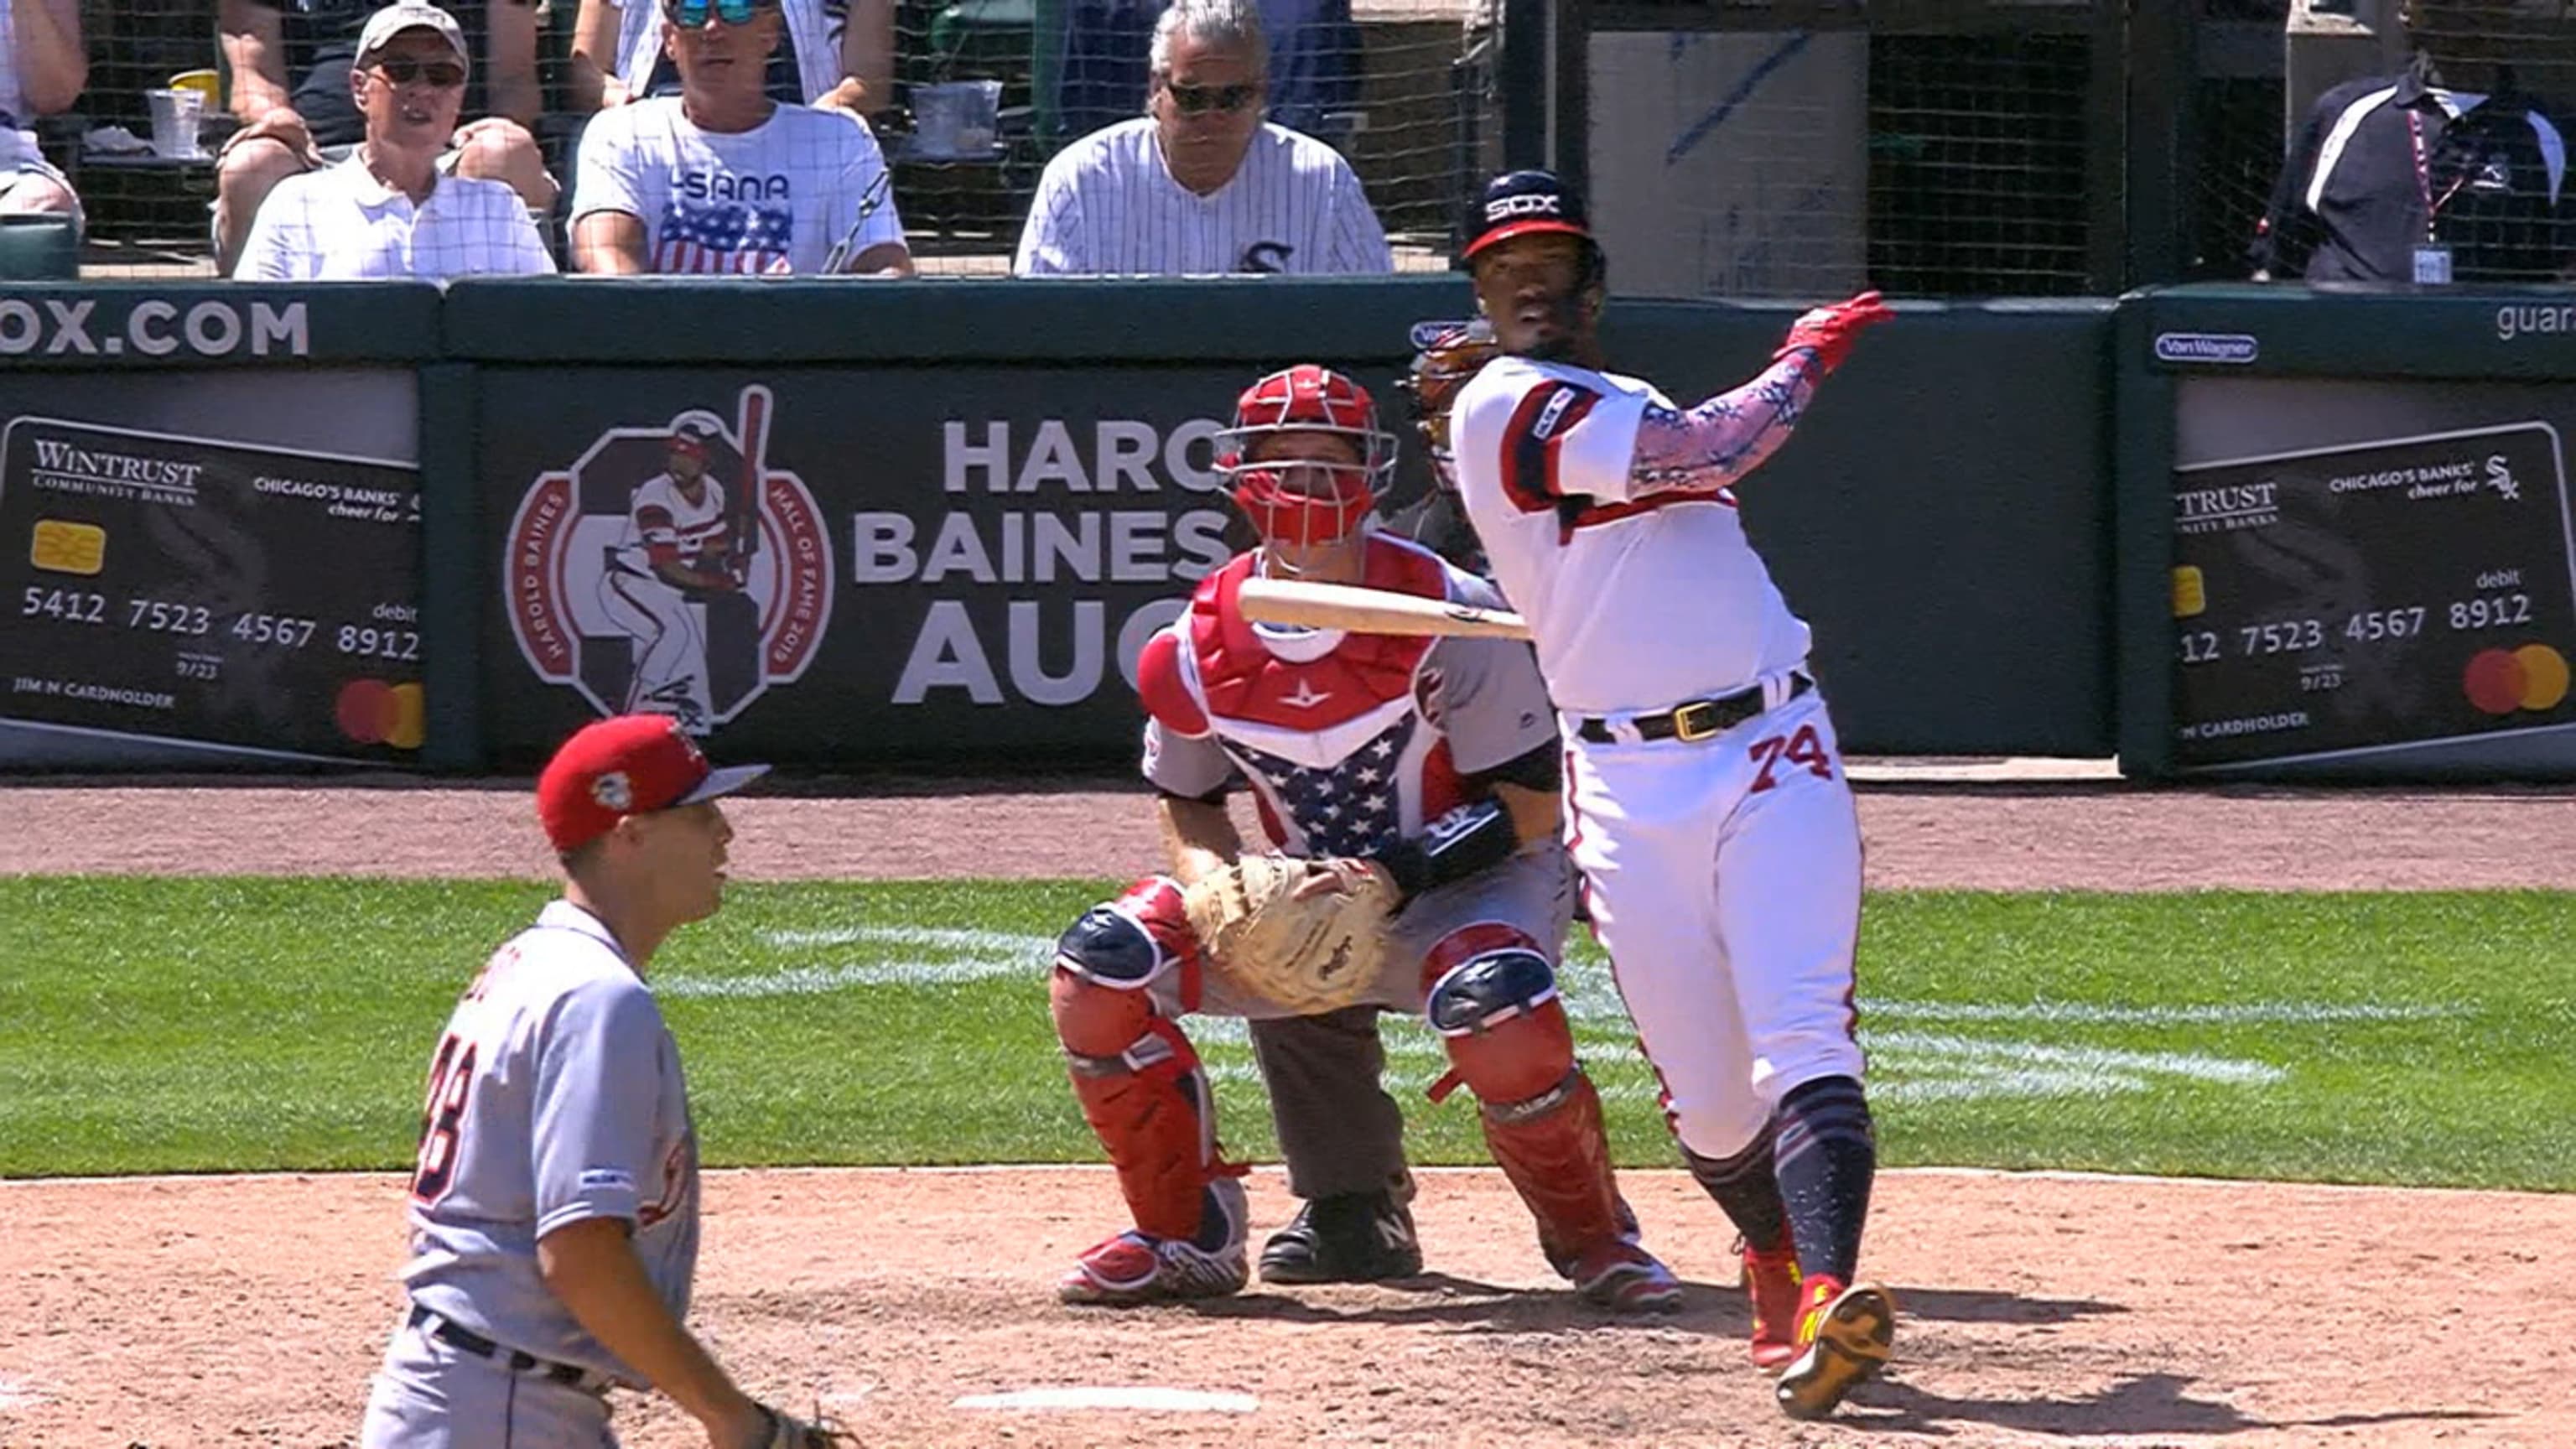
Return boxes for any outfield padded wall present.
[0,278,2116,772]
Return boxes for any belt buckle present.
[1670,699,1723,743]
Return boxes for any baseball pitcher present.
[1046,365,1681,1316]
[1443,169,1898,1420]
[360,714,847,1449]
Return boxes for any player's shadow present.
[1837,1371,2501,1439]
[1187,1270,1750,1336]
[1888,1284,2127,1327]
[1187,1277,2125,1340]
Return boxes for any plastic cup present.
[144,88,205,159]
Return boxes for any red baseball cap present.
[537,714,768,853]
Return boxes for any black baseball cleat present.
[1258,1191,1424,1284]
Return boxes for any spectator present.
[234,3,554,278]
[569,0,911,275]
[2251,2,2568,284]
[569,0,891,116]
[0,0,86,228]
[1015,0,1389,276]
[215,0,556,275]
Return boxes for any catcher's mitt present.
[1182,855,1395,1015]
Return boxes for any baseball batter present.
[1442,169,1898,1420]
[600,411,745,734]
[1046,365,1680,1314]
[359,713,844,1448]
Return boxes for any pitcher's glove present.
[1181,855,1395,1015]
[755,1404,857,1448]
[1774,289,1894,377]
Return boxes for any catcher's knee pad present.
[1052,876,1203,1053]
[1422,925,1577,1109]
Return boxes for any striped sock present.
[1774,1074,1877,1283]
[1682,1120,1792,1254]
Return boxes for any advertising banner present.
[0,371,422,767]
[479,364,1426,767]
[2173,378,2576,774]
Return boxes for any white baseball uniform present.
[1447,351,1866,1161]
[600,473,731,730]
[1012,118,1392,277]
[360,901,699,1448]
[571,97,906,274]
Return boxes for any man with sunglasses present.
[570,0,890,120]
[234,3,555,278]
[569,0,911,274]
[215,0,558,275]
[1014,0,1389,276]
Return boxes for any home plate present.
[953,1387,1258,1414]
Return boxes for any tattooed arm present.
[1626,352,1820,498]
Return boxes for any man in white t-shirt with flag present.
[569,0,911,276]
[1013,0,1389,277]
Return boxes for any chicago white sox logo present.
[1486,193,1564,222]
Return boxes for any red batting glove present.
[1774,290,1895,377]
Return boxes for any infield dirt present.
[3,774,2571,1446]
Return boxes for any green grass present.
[3,878,2570,1189]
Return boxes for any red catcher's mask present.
[1216,364,1398,551]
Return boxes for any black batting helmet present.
[1460,169,1596,264]
[1458,169,1606,291]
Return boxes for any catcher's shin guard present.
[1053,879,1229,1242]
[1421,928,1628,1271]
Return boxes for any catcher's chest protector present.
[1181,538,1478,859]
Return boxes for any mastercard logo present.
[2463,645,2572,716]
[336,678,425,749]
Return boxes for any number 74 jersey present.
[396,899,700,1384]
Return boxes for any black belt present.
[1576,673,1812,745]
[409,1304,596,1389]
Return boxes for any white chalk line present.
[954,1387,1257,1414]
[651,924,2457,1104]
[0,1374,44,1411]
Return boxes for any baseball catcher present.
[598,410,750,735]
[1046,364,1681,1314]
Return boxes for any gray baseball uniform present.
[360,901,700,1449]
[1138,537,1565,1197]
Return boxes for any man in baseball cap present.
[358,713,844,1448]
[354,2,470,75]
[538,710,768,860]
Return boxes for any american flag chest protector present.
[1176,542,1472,858]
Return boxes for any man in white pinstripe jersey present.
[1012,0,1389,277]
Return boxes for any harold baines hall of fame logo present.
[505,384,832,735]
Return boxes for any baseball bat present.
[1234,578,1534,641]
[733,385,771,560]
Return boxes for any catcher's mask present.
[1396,319,1499,489]
[1216,364,1397,554]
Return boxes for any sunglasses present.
[1165,81,1259,116]
[373,57,465,88]
[669,0,767,26]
